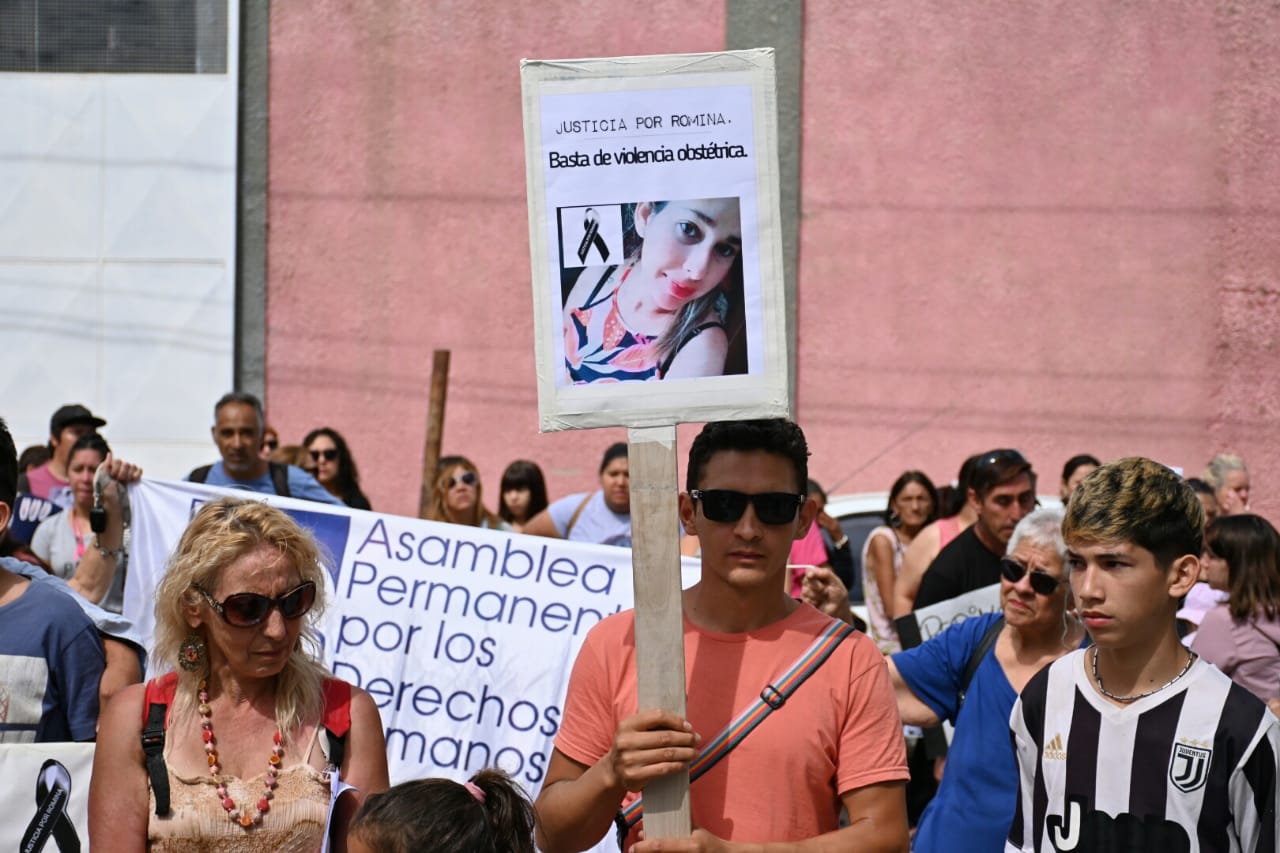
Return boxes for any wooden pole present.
[418,350,451,518]
[626,424,691,838]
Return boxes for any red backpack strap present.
[141,673,179,816]
[320,678,352,770]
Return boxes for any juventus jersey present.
[1007,650,1279,853]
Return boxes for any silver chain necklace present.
[1090,645,1196,703]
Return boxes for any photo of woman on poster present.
[561,198,746,383]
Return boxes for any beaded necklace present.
[1090,646,1196,703]
[197,679,283,828]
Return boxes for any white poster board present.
[521,50,790,431]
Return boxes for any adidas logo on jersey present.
[1043,733,1067,760]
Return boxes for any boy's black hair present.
[686,419,809,493]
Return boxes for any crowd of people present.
[1,394,1277,852]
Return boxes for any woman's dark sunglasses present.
[449,471,478,488]
[195,581,317,627]
[690,489,804,525]
[309,448,338,462]
[1000,558,1067,596]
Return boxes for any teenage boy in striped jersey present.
[1007,457,1279,853]
[535,419,910,852]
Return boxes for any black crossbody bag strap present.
[142,701,171,816]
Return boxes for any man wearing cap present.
[912,449,1037,609]
[16,404,107,510]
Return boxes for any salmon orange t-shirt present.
[554,604,908,847]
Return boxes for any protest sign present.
[0,742,94,852]
[125,480,698,805]
[521,49,790,431]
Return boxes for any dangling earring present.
[179,633,207,672]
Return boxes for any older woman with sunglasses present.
[426,456,510,530]
[885,508,1085,853]
[89,498,388,852]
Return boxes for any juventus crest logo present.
[1169,741,1212,793]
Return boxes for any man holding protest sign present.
[535,419,909,852]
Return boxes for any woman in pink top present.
[1192,514,1280,704]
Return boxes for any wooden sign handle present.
[626,425,691,838]
[418,350,450,518]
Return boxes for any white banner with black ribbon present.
[0,743,93,853]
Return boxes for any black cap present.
[50,404,107,435]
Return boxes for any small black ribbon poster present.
[576,207,610,263]
[21,759,80,853]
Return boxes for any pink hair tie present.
[464,781,486,803]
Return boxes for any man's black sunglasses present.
[195,581,317,627]
[690,489,804,525]
[1000,558,1067,597]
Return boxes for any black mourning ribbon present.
[20,759,80,853]
[576,208,610,263]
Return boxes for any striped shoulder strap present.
[615,617,854,844]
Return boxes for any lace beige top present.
[147,727,331,852]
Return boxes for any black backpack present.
[189,461,291,497]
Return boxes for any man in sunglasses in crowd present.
[912,448,1037,609]
[886,508,1086,852]
[535,419,910,852]
[186,391,341,505]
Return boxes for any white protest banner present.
[125,481,697,808]
[0,742,95,852]
[521,50,790,430]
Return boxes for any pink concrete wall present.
[266,2,725,514]
[267,2,1280,521]
[799,1,1280,517]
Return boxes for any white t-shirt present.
[547,490,631,547]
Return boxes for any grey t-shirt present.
[547,491,631,547]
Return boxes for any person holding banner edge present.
[562,198,744,383]
[89,498,388,851]
[535,419,909,852]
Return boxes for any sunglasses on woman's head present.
[449,471,478,488]
[309,448,338,462]
[195,581,317,627]
[690,489,804,525]
[1000,558,1067,596]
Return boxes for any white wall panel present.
[0,261,102,445]
[0,2,239,476]
[99,261,232,447]
[0,80,102,258]
[102,80,235,260]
